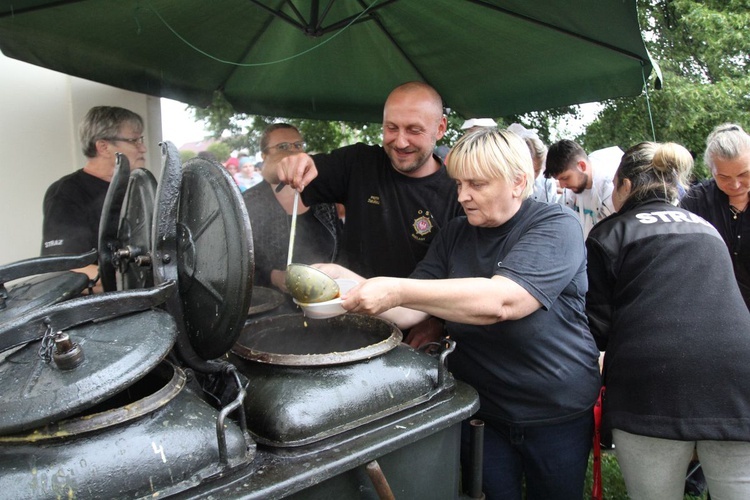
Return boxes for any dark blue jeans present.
[461,412,593,500]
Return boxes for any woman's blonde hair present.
[617,142,692,204]
[446,128,534,199]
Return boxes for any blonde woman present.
[323,128,601,499]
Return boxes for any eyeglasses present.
[106,135,145,146]
[267,141,306,152]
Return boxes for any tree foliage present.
[581,0,750,180]
[190,91,382,154]
[206,142,232,163]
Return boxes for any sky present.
[160,98,210,148]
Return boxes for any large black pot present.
[0,360,252,499]
[231,313,456,448]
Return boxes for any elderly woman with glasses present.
[242,123,341,295]
[319,128,601,499]
[41,105,147,292]
[680,123,750,310]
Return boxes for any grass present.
[583,451,708,500]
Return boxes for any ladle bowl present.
[285,264,340,303]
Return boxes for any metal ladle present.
[283,189,340,303]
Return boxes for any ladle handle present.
[286,190,300,267]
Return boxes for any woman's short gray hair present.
[446,128,534,199]
[704,123,750,172]
[79,106,144,158]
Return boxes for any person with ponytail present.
[586,142,750,499]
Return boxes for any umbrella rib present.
[317,0,401,35]
[0,0,87,19]
[248,0,309,33]
[247,0,400,37]
[466,0,648,64]
[315,0,337,30]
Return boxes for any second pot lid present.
[168,154,254,360]
[99,158,157,292]
[117,167,158,290]
[0,308,177,435]
[0,271,88,331]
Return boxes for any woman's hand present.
[341,277,402,315]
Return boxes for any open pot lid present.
[153,143,254,362]
[98,156,157,292]
[0,271,89,328]
[176,157,254,359]
[116,167,157,290]
[0,308,177,435]
[0,250,97,314]
[98,154,130,292]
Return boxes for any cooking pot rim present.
[231,313,403,366]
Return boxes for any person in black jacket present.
[680,123,750,310]
[586,141,750,499]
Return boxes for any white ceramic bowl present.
[293,279,357,319]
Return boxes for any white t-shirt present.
[560,146,622,238]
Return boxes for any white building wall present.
[0,53,162,265]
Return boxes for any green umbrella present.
[0,0,654,121]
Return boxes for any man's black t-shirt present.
[303,143,463,278]
[41,169,110,256]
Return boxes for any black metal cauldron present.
[0,145,481,499]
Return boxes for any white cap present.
[507,123,540,140]
[461,118,497,130]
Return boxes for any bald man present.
[265,82,462,279]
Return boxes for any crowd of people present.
[41,86,750,499]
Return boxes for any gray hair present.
[79,106,144,158]
[704,123,750,172]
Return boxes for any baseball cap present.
[461,118,498,130]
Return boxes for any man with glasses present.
[243,123,341,293]
[41,105,147,290]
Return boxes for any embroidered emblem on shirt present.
[367,195,381,205]
[412,212,433,236]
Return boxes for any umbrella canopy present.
[0,0,652,122]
